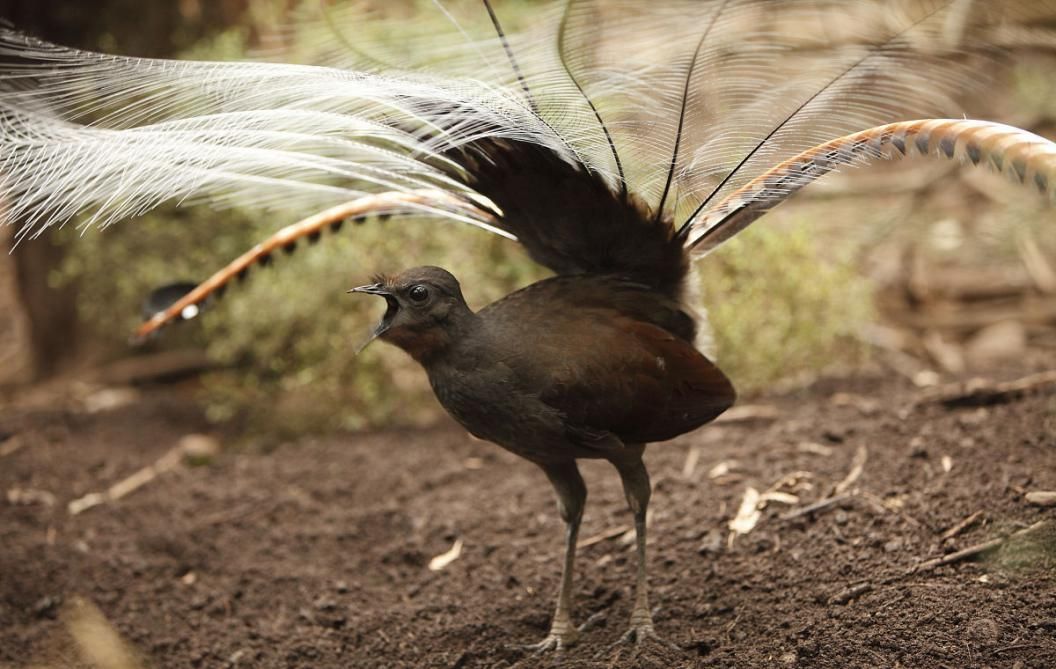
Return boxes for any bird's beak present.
[347,283,391,296]
[348,282,398,344]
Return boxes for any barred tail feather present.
[685,119,1056,255]
[133,190,495,341]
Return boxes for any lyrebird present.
[1,0,1054,655]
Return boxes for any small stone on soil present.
[698,529,724,555]
[180,434,220,466]
[31,595,61,619]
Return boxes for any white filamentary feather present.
[0,0,1054,248]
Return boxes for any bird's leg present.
[610,453,680,651]
[521,460,587,655]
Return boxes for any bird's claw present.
[518,630,577,656]
[595,621,681,660]
[512,612,605,658]
[621,622,681,650]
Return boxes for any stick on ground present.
[940,511,984,543]
[780,494,851,521]
[68,445,185,515]
[577,525,632,550]
[834,446,868,495]
[829,582,873,605]
[918,370,1056,408]
[911,521,1048,574]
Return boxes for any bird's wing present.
[533,313,736,445]
[480,276,734,444]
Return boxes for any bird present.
[349,262,735,650]
[1,0,1055,655]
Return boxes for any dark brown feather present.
[442,139,689,299]
[478,274,734,449]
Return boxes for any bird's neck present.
[383,307,480,365]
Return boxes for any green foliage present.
[697,215,873,393]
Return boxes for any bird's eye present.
[408,285,429,303]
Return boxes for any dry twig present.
[940,511,984,543]
[1025,491,1056,507]
[681,446,701,479]
[834,445,868,495]
[917,370,1056,408]
[0,434,25,458]
[714,405,781,424]
[911,521,1048,574]
[68,445,184,515]
[780,494,850,521]
[829,582,873,605]
[428,538,463,571]
[577,525,632,550]
[64,597,144,669]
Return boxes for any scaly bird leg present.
[522,461,589,654]
[609,453,680,651]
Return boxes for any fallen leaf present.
[709,460,741,479]
[760,491,800,506]
[729,487,761,536]
[428,538,463,571]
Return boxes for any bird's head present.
[349,266,474,362]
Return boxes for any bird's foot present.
[614,622,680,650]
[515,611,605,657]
[521,631,577,655]
[595,613,681,660]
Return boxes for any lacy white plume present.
[0,0,1054,243]
[0,29,568,241]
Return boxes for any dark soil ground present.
[2,360,1056,669]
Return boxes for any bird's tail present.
[132,190,493,341]
[133,119,1056,340]
[683,119,1056,255]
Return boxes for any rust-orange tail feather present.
[133,191,495,341]
[685,119,1056,255]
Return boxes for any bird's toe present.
[518,630,577,656]
[595,622,682,660]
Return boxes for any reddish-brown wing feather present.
[482,275,735,446]
[538,315,735,445]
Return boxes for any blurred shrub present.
[697,216,873,392]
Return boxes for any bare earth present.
[2,361,1055,669]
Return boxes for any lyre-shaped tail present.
[685,120,1056,255]
[132,191,494,341]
